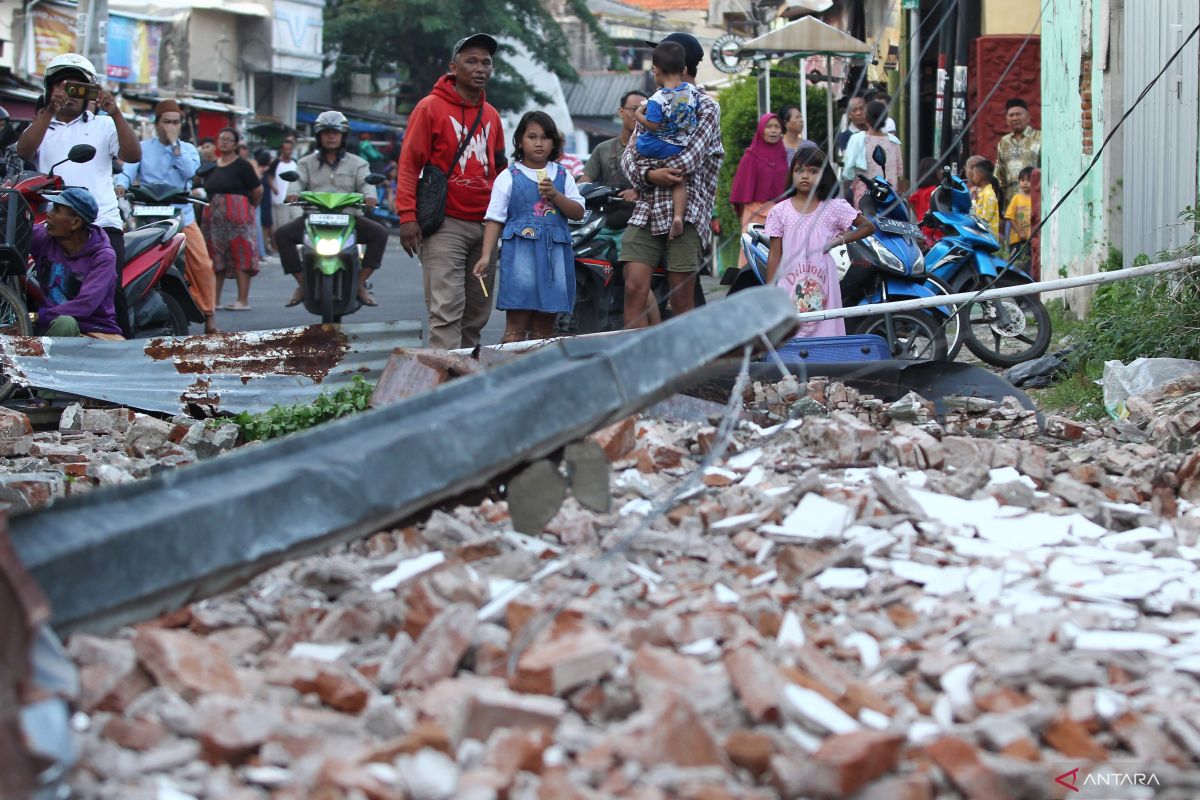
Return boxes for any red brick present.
[613,694,728,771]
[1043,713,1108,761]
[723,647,782,723]
[589,416,637,461]
[397,602,476,689]
[724,729,774,777]
[812,730,905,794]
[510,625,617,696]
[195,696,274,763]
[101,716,166,751]
[925,736,1014,800]
[69,636,155,713]
[133,628,242,700]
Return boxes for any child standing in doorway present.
[634,41,699,239]
[764,147,875,337]
[475,111,584,342]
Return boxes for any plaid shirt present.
[621,90,723,248]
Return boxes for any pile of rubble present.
[48,376,1200,798]
[0,404,239,511]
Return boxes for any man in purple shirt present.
[31,187,122,337]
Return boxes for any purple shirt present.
[31,225,121,335]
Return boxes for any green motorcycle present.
[277,170,384,323]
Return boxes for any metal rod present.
[909,5,922,177]
[825,55,835,157]
[791,256,1200,324]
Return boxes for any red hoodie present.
[396,74,507,225]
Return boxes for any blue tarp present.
[296,109,395,134]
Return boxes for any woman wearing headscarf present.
[729,113,790,267]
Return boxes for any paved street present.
[208,230,506,345]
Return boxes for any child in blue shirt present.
[635,41,699,239]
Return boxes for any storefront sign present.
[30,2,77,75]
[107,14,162,88]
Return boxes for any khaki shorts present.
[619,223,703,273]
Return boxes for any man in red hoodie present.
[397,33,507,350]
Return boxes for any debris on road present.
[46,366,1200,799]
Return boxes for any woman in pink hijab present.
[729,113,790,266]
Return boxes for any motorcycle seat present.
[124,221,174,262]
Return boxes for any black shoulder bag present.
[416,104,484,236]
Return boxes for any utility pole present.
[908,2,920,179]
[77,0,109,82]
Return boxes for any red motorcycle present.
[0,143,201,342]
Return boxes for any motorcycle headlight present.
[868,238,906,274]
[315,238,341,256]
[571,216,602,244]
[911,250,925,275]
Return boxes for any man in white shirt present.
[270,135,301,231]
[17,53,141,335]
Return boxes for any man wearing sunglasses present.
[116,99,216,333]
[17,52,141,336]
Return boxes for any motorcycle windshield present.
[299,191,362,210]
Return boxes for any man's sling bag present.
[416,104,484,236]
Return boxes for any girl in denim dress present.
[475,111,584,342]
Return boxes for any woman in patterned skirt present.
[202,127,263,310]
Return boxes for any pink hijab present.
[729,113,790,204]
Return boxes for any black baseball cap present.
[644,33,704,71]
[452,33,498,59]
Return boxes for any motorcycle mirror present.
[68,144,96,164]
[277,170,300,183]
[871,145,886,170]
[364,173,386,186]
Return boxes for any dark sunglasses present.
[63,81,99,101]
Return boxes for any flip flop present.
[357,291,378,307]
[285,294,303,308]
[222,303,252,311]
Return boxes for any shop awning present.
[178,97,253,115]
[738,16,871,58]
[296,109,399,135]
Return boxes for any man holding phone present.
[17,52,141,336]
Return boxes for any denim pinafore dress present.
[497,164,576,313]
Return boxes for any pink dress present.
[764,198,859,337]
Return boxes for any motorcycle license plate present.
[309,214,350,226]
[875,217,923,239]
[134,205,175,216]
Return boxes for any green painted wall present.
[1040,0,1110,291]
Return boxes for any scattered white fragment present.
[908,719,941,744]
[765,493,854,541]
[703,466,739,484]
[244,766,293,786]
[619,498,654,517]
[503,530,563,555]
[396,749,458,799]
[783,685,861,734]
[626,561,663,588]
[740,465,766,487]
[814,568,869,592]
[776,610,806,649]
[714,583,740,604]
[1101,526,1172,549]
[755,540,775,565]
[940,662,977,713]
[155,777,198,800]
[287,642,349,662]
[679,638,718,657]
[844,631,881,670]
[1072,630,1171,652]
[1093,688,1128,721]
[370,551,446,593]
[750,569,778,587]
[783,723,823,753]
[727,448,762,470]
[710,512,763,531]
[859,708,891,730]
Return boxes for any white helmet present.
[313,110,350,135]
[44,53,98,89]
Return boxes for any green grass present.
[1026,368,1106,421]
[231,376,374,442]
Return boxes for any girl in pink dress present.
[764,147,875,337]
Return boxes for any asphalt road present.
[208,230,506,344]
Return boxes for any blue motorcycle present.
[730,147,961,361]
[924,169,1050,367]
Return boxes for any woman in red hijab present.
[730,113,790,266]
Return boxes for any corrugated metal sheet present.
[0,321,423,416]
[1123,2,1200,266]
[564,71,652,118]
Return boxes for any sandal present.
[357,288,378,307]
[285,290,303,308]
[222,302,252,311]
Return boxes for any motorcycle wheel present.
[852,312,948,361]
[321,273,336,324]
[0,281,32,402]
[925,275,965,361]
[161,292,189,336]
[961,276,1052,367]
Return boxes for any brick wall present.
[967,35,1041,162]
